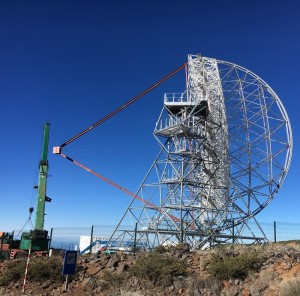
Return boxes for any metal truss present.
[108,55,292,250]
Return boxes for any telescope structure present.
[108,54,293,249]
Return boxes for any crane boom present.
[35,123,50,230]
[19,123,51,251]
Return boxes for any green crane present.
[19,123,51,251]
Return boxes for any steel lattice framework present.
[108,54,292,250]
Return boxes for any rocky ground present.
[1,242,300,296]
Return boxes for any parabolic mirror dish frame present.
[109,55,293,249]
[217,58,293,220]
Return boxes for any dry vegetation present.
[0,257,63,286]
[1,242,300,295]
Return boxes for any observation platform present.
[164,93,209,116]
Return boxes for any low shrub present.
[207,251,263,280]
[0,259,26,286]
[0,257,63,286]
[29,257,63,282]
[129,252,187,287]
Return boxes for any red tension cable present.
[59,63,187,148]
[59,153,179,222]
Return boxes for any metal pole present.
[64,274,69,291]
[89,225,94,254]
[274,221,277,243]
[9,231,14,258]
[133,223,137,256]
[22,243,32,293]
[180,167,184,243]
[49,228,53,249]
[232,219,235,245]
[0,233,3,254]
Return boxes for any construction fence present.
[33,221,300,252]
[48,225,118,251]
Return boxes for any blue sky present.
[0,0,299,231]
